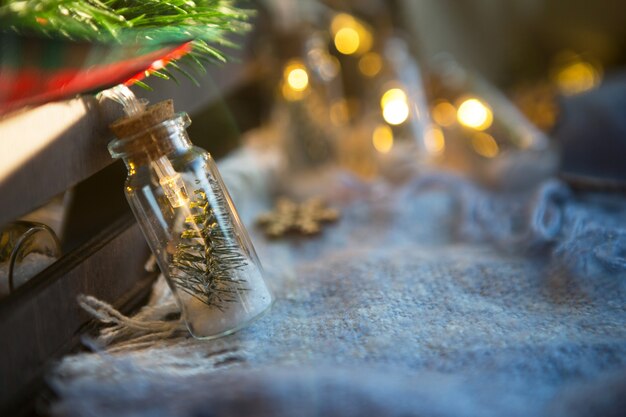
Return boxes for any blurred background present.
[223,0,626,187]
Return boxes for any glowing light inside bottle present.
[153,156,189,208]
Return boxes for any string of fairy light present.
[279,10,604,161]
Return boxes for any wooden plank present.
[0,214,155,413]
[0,97,124,227]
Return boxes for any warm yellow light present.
[153,157,189,209]
[285,63,309,92]
[383,101,409,125]
[359,52,382,77]
[381,88,407,108]
[281,82,302,101]
[331,13,355,35]
[424,126,445,155]
[334,27,360,55]
[555,61,600,96]
[457,98,493,130]
[381,88,409,125]
[431,100,457,127]
[355,26,373,55]
[331,13,372,56]
[282,61,310,101]
[372,124,394,154]
[288,68,309,91]
[471,132,499,158]
[159,174,189,208]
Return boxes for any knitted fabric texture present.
[50,148,626,417]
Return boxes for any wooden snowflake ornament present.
[256,198,340,238]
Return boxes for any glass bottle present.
[108,100,272,339]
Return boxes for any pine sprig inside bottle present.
[170,186,249,312]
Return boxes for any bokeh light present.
[471,132,499,158]
[424,126,446,155]
[282,61,309,101]
[372,124,394,153]
[457,98,493,130]
[431,100,457,127]
[381,88,409,126]
[335,27,360,55]
[331,13,373,56]
[381,88,407,108]
[359,52,382,77]
[553,59,601,96]
[285,63,309,92]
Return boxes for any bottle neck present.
[109,113,192,170]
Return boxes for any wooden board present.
[0,214,156,414]
[0,97,124,228]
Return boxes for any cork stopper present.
[109,100,177,163]
[109,99,175,139]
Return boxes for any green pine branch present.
[0,0,252,86]
[0,1,251,43]
[170,187,249,312]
